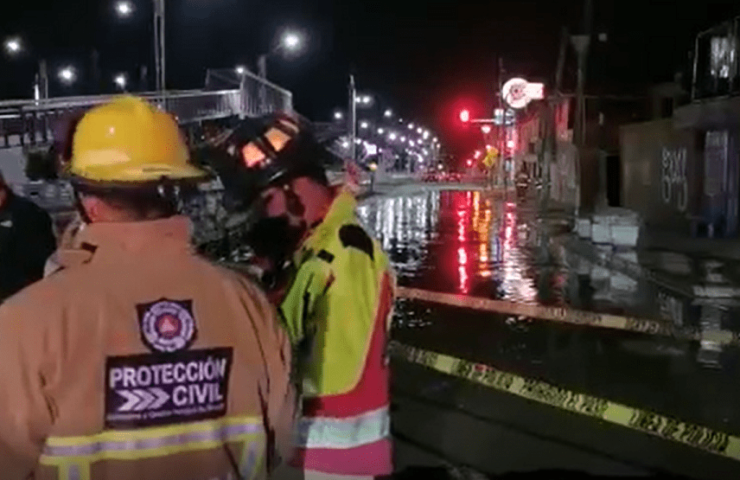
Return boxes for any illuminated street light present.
[481,125,492,134]
[384,109,393,118]
[389,133,398,141]
[334,111,344,120]
[4,37,22,55]
[115,1,134,18]
[235,65,247,75]
[416,128,422,134]
[377,128,385,134]
[58,66,76,85]
[282,32,302,51]
[410,140,416,147]
[401,136,407,142]
[360,121,369,129]
[114,73,127,90]
[408,123,415,130]
[341,141,350,149]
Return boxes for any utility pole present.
[540,26,569,212]
[153,0,165,92]
[38,60,48,100]
[257,55,268,113]
[571,0,593,214]
[91,49,101,95]
[348,75,357,163]
[498,56,506,189]
[139,65,148,92]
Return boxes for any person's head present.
[67,96,209,223]
[205,112,335,264]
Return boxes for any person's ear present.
[79,195,107,223]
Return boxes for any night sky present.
[2,0,740,155]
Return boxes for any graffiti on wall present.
[661,146,688,212]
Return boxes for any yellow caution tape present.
[397,287,740,346]
[391,341,740,461]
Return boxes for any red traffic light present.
[459,109,470,123]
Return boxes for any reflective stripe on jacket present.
[0,216,295,480]
[280,191,395,476]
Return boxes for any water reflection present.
[364,188,740,447]
[361,190,542,302]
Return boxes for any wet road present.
[357,184,740,479]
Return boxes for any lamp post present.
[4,37,49,101]
[115,0,164,91]
[257,30,304,80]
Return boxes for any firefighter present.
[0,96,295,480]
[204,113,395,480]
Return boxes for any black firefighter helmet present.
[201,112,340,211]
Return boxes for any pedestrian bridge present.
[0,68,293,149]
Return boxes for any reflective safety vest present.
[280,191,395,476]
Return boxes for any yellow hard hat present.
[69,96,208,184]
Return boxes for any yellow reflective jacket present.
[280,191,395,476]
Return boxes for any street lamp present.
[282,32,302,52]
[115,0,165,91]
[389,133,398,141]
[377,128,385,134]
[58,67,76,85]
[258,29,305,80]
[401,136,407,142]
[334,111,344,120]
[114,73,127,90]
[408,123,414,129]
[4,37,22,55]
[115,0,134,17]
[235,65,247,75]
[360,121,369,129]
[384,109,393,118]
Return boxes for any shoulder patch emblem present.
[136,299,198,353]
[339,225,374,260]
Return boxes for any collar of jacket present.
[66,215,193,265]
[294,189,357,264]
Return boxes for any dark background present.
[2,0,739,155]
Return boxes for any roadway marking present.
[396,287,740,346]
[391,341,740,462]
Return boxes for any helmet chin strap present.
[73,190,92,225]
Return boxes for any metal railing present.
[0,71,293,149]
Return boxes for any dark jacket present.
[0,190,57,301]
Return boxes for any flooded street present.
[358,185,740,479]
